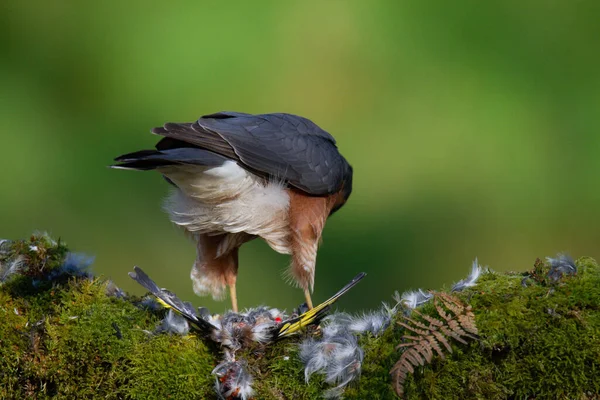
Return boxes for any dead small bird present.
[129,266,366,344]
[113,112,353,312]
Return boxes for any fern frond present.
[424,334,446,358]
[390,292,478,398]
[420,312,444,328]
[431,330,452,354]
[458,312,478,335]
[447,319,470,338]
[437,292,465,316]
[439,325,469,344]
[434,300,452,322]
[415,340,433,363]
[397,319,429,336]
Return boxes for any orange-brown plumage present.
[287,189,346,296]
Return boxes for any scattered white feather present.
[299,328,363,399]
[394,289,433,309]
[350,311,390,335]
[546,253,576,281]
[0,255,25,282]
[251,322,275,343]
[156,309,190,335]
[213,358,255,400]
[319,313,349,335]
[452,258,483,292]
[326,309,392,337]
[300,338,330,382]
[31,232,57,247]
[0,240,11,257]
[105,280,126,298]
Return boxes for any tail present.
[274,272,367,339]
[111,148,228,171]
[129,266,217,335]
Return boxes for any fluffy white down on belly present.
[159,161,291,254]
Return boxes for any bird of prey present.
[112,111,353,312]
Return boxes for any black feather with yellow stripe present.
[273,272,366,339]
[129,266,218,335]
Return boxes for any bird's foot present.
[229,283,238,313]
[304,287,314,310]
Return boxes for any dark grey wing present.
[153,122,239,160]
[152,112,348,195]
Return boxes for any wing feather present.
[151,112,349,195]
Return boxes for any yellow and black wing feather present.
[275,272,366,339]
[129,266,217,335]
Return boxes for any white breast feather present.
[159,162,291,254]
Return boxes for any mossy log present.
[1,234,599,399]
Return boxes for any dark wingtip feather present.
[129,266,161,294]
[110,160,170,170]
[151,126,168,135]
[112,149,166,171]
[112,147,228,171]
[114,149,160,162]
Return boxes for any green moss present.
[126,335,216,400]
[0,291,30,398]
[250,340,326,399]
[345,257,600,399]
[0,234,218,399]
[1,234,600,399]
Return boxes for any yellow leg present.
[229,283,238,313]
[304,288,314,310]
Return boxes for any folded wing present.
[150,112,349,195]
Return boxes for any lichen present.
[1,234,600,399]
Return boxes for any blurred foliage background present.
[2,1,599,313]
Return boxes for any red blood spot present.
[275,317,282,323]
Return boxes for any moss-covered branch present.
[1,234,599,399]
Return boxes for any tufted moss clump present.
[0,234,217,399]
[239,340,327,399]
[344,257,600,399]
[1,233,600,399]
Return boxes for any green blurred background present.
[2,1,599,313]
